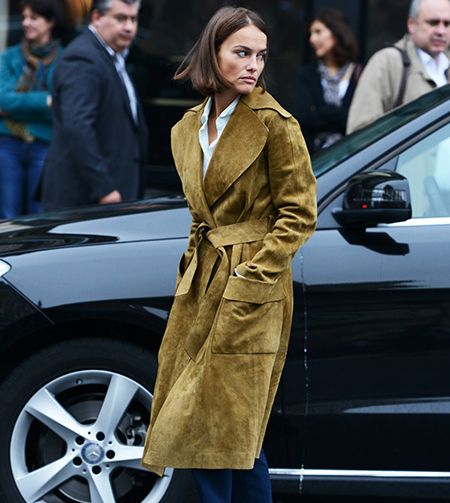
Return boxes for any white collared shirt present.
[199,96,240,178]
[88,25,138,122]
[417,48,449,87]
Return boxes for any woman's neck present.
[321,54,340,76]
[212,90,239,119]
[27,34,51,47]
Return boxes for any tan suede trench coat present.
[142,87,317,475]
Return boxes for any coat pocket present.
[211,276,285,354]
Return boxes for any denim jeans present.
[191,450,272,503]
[0,135,47,219]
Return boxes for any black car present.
[0,86,449,503]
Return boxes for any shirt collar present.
[200,96,240,125]
[417,48,450,72]
[200,97,212,126]
[88,25,129,59]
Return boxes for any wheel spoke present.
[95,374,139,436]
[15,454,76,502]
[88,471,116,503]
[108,444,147,471]
[25,388,86,441]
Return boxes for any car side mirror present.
[332,170,412,227]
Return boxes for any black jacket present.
[41,29,148,210]
[293,63,360,153]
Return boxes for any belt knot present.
[175,217,272,296]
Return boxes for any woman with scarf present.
[293,8,361,153]
[0,0,64,219]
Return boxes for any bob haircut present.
[20,0,68,38]
[174,6,267,96]
[311,8,359,66]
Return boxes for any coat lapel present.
[171,104,215,226]
[172,89,286,218]
[203,100,268,208]
[87,30,137,128]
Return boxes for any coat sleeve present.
[0,49,50,117]
[346,48,402,133]
[235,114,317,283]
[53,52,115,200]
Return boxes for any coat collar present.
[172,88,290,218]
[396,34,450,85]
[171,108,213,224]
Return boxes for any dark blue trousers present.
[191,450,272,503]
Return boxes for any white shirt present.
[199,96,240,178]
[417,48,449,87]
[338,79,350,99]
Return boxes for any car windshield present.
[312,84,450,178]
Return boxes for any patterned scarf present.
[16,38,60,92]
[314,61,354,150]
[318,61,350,107]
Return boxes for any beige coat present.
[142,87,317,475]
[347,35,450,133]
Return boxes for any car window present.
[396,122,450,219]
[312,85,450,178]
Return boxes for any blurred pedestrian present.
[347,0,450,133]
[293,8,361,152]
[0,0,64,219]
[142,6,317,502]
[41,0,147,211]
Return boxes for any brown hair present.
[174,6,267,96]
[21,0,68,38]
[312,8,359,66]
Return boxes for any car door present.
[292,120,450,490]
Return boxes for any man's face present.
[408,0,450,57]
[92,0,138,53]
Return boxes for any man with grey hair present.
[41,0,147,210]
[347,0,450,133]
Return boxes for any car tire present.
[0,337,198,503]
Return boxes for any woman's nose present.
[246,57,257,71]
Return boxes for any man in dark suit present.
[41,0,147,210]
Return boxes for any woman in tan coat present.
[142,6,317,501]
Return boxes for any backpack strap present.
[352,62,363,83]
[389,46,411,108]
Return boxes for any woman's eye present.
[236,50,247,58]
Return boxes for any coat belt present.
[175,217,271,297]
